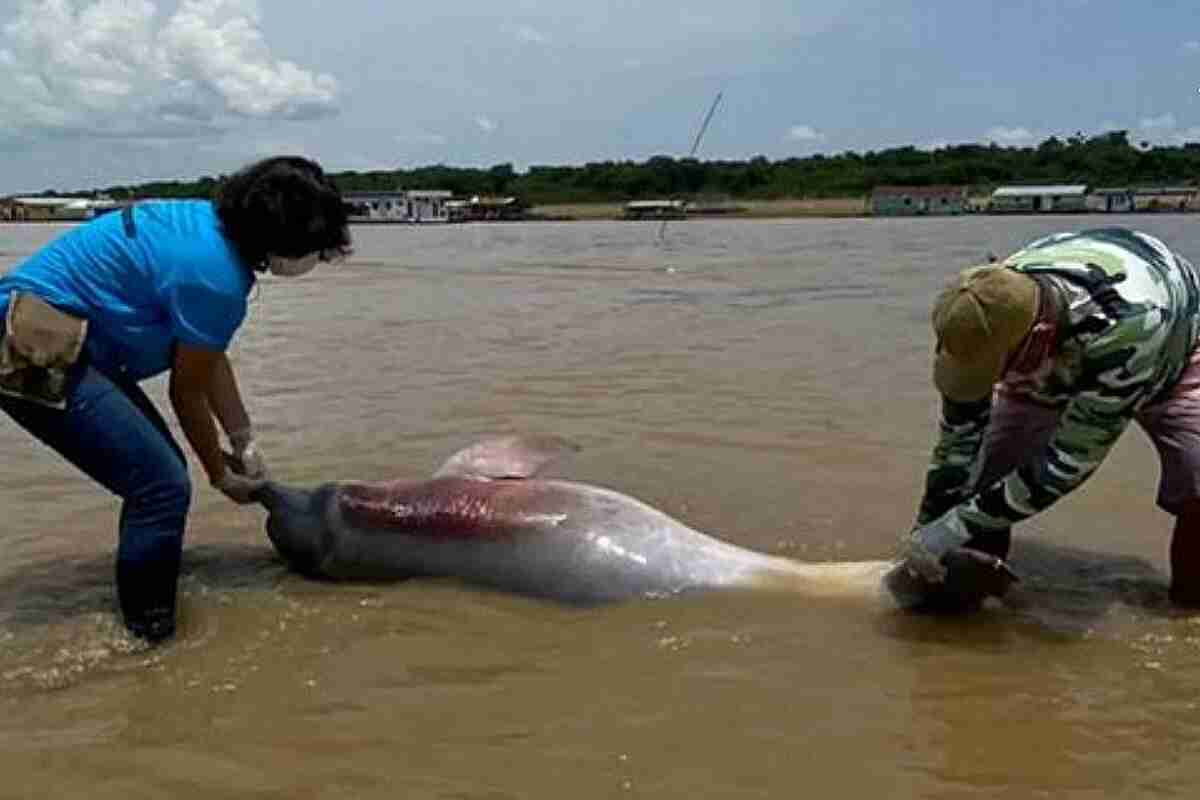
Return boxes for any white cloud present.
[505,23,548,45]
[0,0,340,142]
[1139,112,1177,130]
[787,124,823,141]
[985,125,1037,145]
[475,116,497,133]
[1132,112,1200,146]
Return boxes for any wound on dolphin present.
[338,478,524,541]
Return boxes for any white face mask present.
[267,252,321,277]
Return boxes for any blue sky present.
[1,0,1198,193]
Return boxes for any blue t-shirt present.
[0,200,254,380]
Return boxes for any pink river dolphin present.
[255,435,1011,608]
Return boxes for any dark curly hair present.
[214,156,351,271]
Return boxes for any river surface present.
[1,215,1199,798]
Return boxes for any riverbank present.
[0,198,871,225]
[7,194,1197,225]
[530,197,868,220]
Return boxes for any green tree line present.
[56,131,1200,204]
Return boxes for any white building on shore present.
[989,185,1089,213]
[344,190,453,223]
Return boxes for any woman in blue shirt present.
[0,156,351,642]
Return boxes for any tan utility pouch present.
[0,292,88,409]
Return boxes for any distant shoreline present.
[3,197,872,224]
[529,198,869,220]
[5,195,1199,224]
[531,197,1198,221]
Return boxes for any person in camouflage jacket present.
[888,228,1200,611]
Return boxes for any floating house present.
[990,185,1089,213]
[686,197,746,216]
[0,196,122,221]
[869,185,967,216]
[1133,187,1199,213]
[1087,188,1136,213]
[623,200,687,220]
[446,195,528,222]
[344,190,453,223]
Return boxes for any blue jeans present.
[0,362,191,641]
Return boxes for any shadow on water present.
[0,543,288,692]
[877,537,1175,645]
[1004,537,1172,617]
[0,536,1175,639]
[0,543,285,631]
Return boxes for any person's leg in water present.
[1168,502,1200,607]
[1137,349,1200,608]
[0,364,191,641]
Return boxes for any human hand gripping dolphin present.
[883,510,1020,612]
[216,444,268,505]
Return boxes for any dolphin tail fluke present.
[432,435,581,480]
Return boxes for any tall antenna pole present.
[658,91,723,241]
[687,91,724,160]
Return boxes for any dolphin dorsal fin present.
[433,435,581,479]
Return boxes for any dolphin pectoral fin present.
[432,435,581,479]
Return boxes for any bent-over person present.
[888,228,1200,611]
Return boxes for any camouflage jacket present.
[918,228,1200,532]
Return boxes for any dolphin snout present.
[259,482,335,577]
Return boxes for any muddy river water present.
[1,215,1199,798]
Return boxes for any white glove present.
[896,509,974,584]
[213,468,266,505]
[228,427,269,480]
[238,440,268,479]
